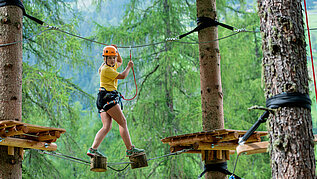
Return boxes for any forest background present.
[20,0,317,178]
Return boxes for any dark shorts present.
[96,88,120,113]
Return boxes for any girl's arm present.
[116,60,133,79]
[98,62,106,74]
[111,44,123,68]
[117,52,123,68]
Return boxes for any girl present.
[87,45,144,157]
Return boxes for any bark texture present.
[258,0,316,178]
[196,0,225,179]
[0,5,23,179]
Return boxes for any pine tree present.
[258,0,316,177]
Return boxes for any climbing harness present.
[239,92,312,144]
[98,88,123,111]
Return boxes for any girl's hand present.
[111,44,118,49]
[128,60,134,68]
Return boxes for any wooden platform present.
[0,120,66,151]
[162,129,317,159]
[161,129,268,154]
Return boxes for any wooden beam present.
[217,132,239,142]
[8,146,14,155]
[0,137,57,151]
[198,142,237,150]
[37,131,60,142]
[236,141,268,155]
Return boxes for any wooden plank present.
[37,131,60,142]
[4,125,28,137]
[0,120,66,134]
[0,121,16,130]
[198,142,237,150]
[217,132,239,142]
[236,137,317,156]
[161,129,268,143]
[236,141,268,155]
[244,133,262,143]
[0,137,57,151]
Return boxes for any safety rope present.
[35,150,132,172]
[146,148,193,161]
[120,47,138,101]
[303,0,317,104]
[35,148,193,172]
[229,154,240,179]
[0,28,54,47]
[0,22,315,48]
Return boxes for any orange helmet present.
[102,46,118,57]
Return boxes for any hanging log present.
[90,156,107,172]
[129,153,148,169]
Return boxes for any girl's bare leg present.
[91,112,113,149]
[107,104,133,150]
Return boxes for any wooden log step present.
[129,152,148,169]
[90,156,107,172]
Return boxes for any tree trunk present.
[258,0,316,178]
[196,0,225,178]
[0,5,23,179]
[196,0,224,131]
[163,0,177,178]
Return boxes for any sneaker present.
[126,146,145,157]
[87,148,106,157]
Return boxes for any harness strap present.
[198,162,241,179]
[179,17,234,39]
[239,92,311,144]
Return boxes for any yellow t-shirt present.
[100,62,119,91]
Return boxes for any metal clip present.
[165,36,179,42]
[238,137,245,145]
[234,28,246,33]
